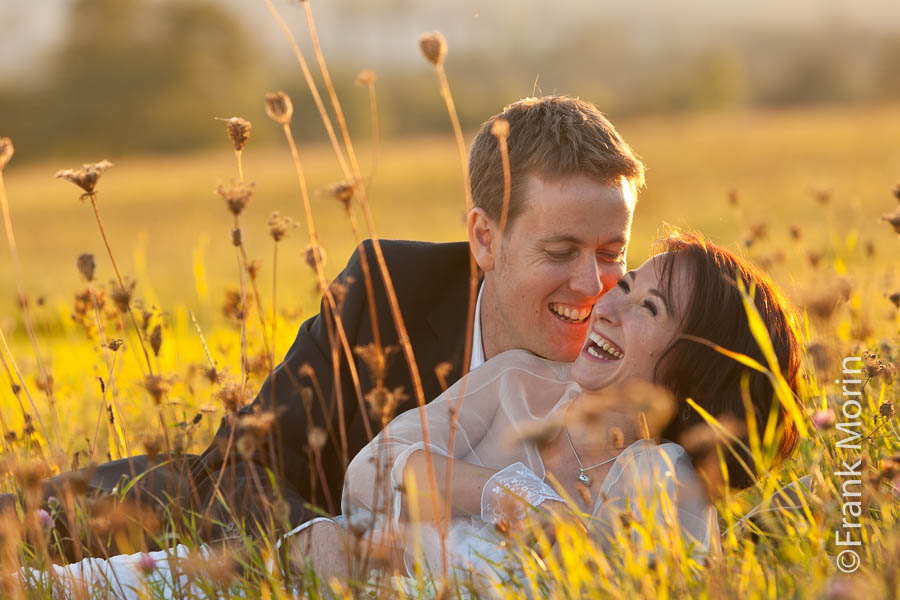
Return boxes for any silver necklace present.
[564,424,618,486]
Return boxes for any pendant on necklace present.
[578,471,592,486]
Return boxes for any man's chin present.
[537,342,584,363]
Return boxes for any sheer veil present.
[343,349,718,574]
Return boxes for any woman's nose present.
[591,290,623,326]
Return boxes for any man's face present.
[474,173,635,362]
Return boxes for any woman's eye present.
[642,299,658,316]
[617,279,631,293]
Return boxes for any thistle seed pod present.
[0,137,13,170]
[264,91,293,126]
[419,31,447,66]
[77,253,96,282]
[56,160,114,195]
[226,117,251,151]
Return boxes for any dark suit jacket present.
[188,239,476,532]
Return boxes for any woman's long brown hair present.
[652,229,802,489]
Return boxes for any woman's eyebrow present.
[648,288,673,314]
[630,270,673,314]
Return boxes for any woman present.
[23,230,802,595]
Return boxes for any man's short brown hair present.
[468,95,645,230]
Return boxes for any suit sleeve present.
[190,240,375,530]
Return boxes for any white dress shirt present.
[469,282,486,371]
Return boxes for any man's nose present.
[598,260,627,297]
[570,254,605,298]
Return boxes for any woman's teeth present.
[549,303,591,323]
[587,331,624,360]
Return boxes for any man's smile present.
[548,302,592,323]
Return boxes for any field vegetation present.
[0,3,898,598]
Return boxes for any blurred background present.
[0,0,898,342]
[4,0,900,158]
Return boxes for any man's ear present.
[467,208,497,272]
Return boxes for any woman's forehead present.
[633,253,693,311]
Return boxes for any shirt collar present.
[469,282,486,371]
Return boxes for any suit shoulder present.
[355,239,470,277]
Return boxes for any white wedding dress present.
[19,350,717,597]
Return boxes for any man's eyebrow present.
[539,234,627,246]
[538,234,584,245]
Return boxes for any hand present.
[527,499,586,552]
[481,462,565,528]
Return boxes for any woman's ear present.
[467,208,497,272]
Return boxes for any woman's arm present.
[400,450,498,521]
[342,349,567,530]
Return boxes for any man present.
[187,94,643,531]
[9,95,644,550]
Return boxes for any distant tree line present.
[2,0,899,162]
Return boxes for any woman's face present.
[571,253,690,391]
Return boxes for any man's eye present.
[642,299,658,316]
[617,279,631,293]
[546,250,574,261]
[598,251,625,262]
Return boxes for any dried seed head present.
[490,118,510,139]
[803,278,852,321]
[226,117,251,151]
[149,324,162,357]
[355,69,376,87]
[106,339,124,351]
[365,385,408,423]
[267,211,295,242]
[221,288,251,321]
[216,180,255,216]
[355,343,398,385]
[812,188,831,205]
[864,350,896,382]
[894,182,900,202]
[77,253,96,282]
[245,258,262,281]
[327,181,355,211]
[56,160,113,195]
[881,208,900,234]
[742,221,769,248]
[143,374,171,405]
[807,249,823,268]
[236,434,256,460]
[865,240,876,257]
[789,225,803,241]
[879,401,894,419]
[0,137,13,170]
[264,91,293,126]
[238,411,275,438]
[110,278,136,313]
[307,426,327,452]
[300,387,313,412]
[304,244,326,271]
[889,292,900,309]
[727,189,738,206]
[216,382,249,412]
[419,31,447,66]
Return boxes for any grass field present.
[1,99,899,597]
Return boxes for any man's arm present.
[190,240,377,524]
